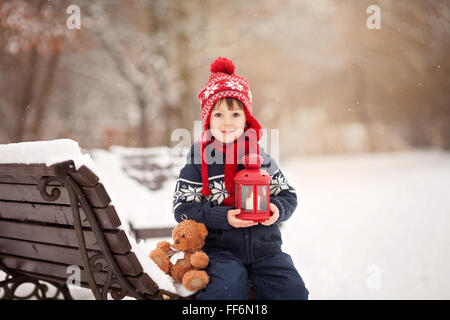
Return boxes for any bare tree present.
[0,0,81,142]
[85,0,210,147]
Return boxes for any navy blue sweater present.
[172,142,298,264]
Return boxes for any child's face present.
[209,99,247,144]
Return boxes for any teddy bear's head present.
[172,219,208,252]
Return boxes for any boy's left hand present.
[260,203,279,226]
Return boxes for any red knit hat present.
[197,57,263,203]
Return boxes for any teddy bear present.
[149,219,210,291]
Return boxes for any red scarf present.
[200,133,259,207]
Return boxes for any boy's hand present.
[227,209,258,228]
[260,203,280,226]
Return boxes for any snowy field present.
[281,150,450,299]
[1,140,449,299]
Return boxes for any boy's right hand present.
[227,209,258,228]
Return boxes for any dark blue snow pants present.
[196,250,309,300]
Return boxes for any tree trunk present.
[13,48,39,142]
[354,63,377,152]
[137,92,149,148]
[30,52,61,139]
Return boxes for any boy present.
[172,57,309,299]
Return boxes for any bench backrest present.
[0,160,160,299]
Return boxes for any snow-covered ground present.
[281,150,450,299]
[1,140,449,299]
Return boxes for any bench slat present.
[0,220,131,254]
[0,253,158,296]
[0,182,111,208]
[0,164,99,188]
[69,165,99,187]
[133,227,173,239]
[0,164,57,184]
[0,237,143,276]
[0,200,121,230]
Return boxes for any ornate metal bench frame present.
[0,161,148,300]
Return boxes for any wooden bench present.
[0,160,182,300]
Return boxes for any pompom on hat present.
[197,57,263,202]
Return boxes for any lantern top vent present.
[242,153,263,169]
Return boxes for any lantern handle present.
[242,153,263,169]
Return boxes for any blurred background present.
[1,0,449,155]
[0,0,450,299]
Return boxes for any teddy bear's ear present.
[196,222,208,238]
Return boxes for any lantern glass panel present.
[257,185,268,211]
[241,185,254,210]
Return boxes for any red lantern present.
[234,153,271,222]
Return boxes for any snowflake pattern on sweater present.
[173,177,228,207]
[173,180,204,204]
[173,169,295,210]
[270,169,292,196]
